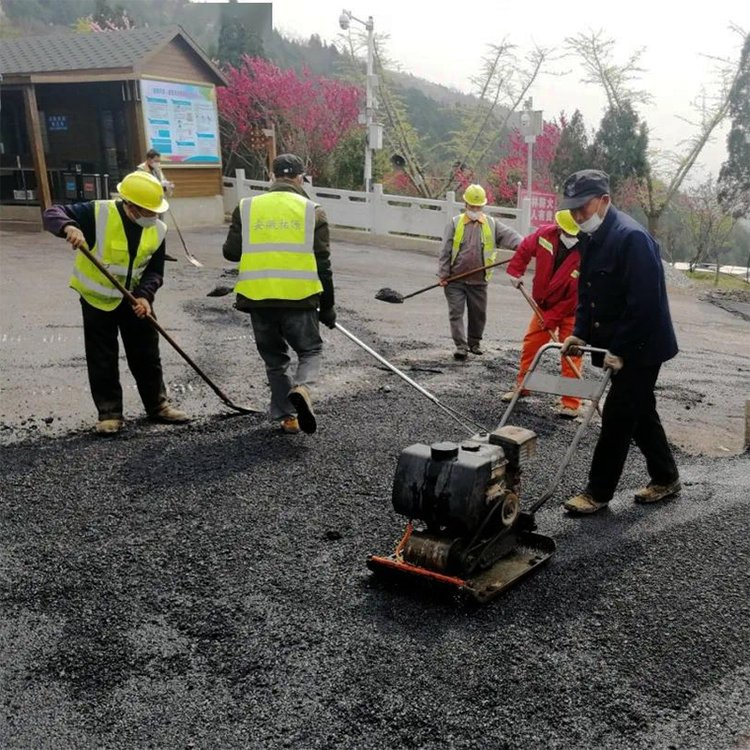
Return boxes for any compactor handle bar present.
[498,342,612,514]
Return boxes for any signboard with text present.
[520,190,558,228]
[141,78,220,165]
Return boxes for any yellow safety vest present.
[235,191,322,301]
[70,201,166,311]
[451,215,498,280]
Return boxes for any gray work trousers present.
[249,308,323,419]
[443,282,488,350]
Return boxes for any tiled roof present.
[1,26,186,75]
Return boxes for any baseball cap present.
[272,153,305,178]
[559,169,610,210]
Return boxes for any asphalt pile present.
[2,355,749,749]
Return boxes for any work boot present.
[501,389,529,402]
[150,404,190,423]
[453,347,468,361]
[288,385,316,434]
[95,418,123,435]
[280,416,300,434]
[469,344,484,355]
[634,479,681,504]
[554,405,581,419]
[563,492,608,515]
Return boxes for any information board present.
[141,78,220,165]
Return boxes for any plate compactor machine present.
[365,342,611,603]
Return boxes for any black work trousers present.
[80,298,167,420]
[586,363,679,503]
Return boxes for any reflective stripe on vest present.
[69,201,166,311]
[235,191,322,301]
[451,215,498,280]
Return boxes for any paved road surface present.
[1,227,749,749]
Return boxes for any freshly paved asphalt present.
[1,227,749,749]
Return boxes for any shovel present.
[77,243,260,415]
[375,258,511,303]
[167,208,203,268]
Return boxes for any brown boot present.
[634,479,681,504]
[288,385,316,434]
[95,418,123,435]
[563,492,608,514]
[280,416,301,434]
[150,404,190,423]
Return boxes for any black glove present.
[318,306,337,329]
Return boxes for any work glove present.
[603,351,624,373]
[560,335,586,356]
[318,306,337,329]
[507,275,523,289]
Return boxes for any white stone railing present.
[222,169,528,241]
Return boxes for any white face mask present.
[576,198,608,234]
[465,210,481,221]
[134,216,158,228]
[560,233,579,249]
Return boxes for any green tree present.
[718,30,750,218]
[682,177,736,281]
[214,0,265,68]
[590,101,649,194]
[550,109,590,189]
[566,30,744,239]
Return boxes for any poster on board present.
[141,78,221,165]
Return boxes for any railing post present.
[235,168,247,202]
[444,190,456,226]
[520,195,532,235]
[371,183,386,236]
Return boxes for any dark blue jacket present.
[573,206,678,367]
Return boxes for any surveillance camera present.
[339,11,350,30]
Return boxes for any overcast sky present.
[266,0,746,183]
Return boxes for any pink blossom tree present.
[449,121,560,207]
[217,56,362,178]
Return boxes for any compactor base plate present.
[367,531,555,603]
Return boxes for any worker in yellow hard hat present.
[502,209,586,417]
[438,183,522,360]
[42,170,189,435]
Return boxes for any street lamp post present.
[339,9,377,193]
[518,98,543,233]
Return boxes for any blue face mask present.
[133,216,157,228]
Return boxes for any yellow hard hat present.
[555,209,579,236]
[117,171,169,213]
[463,184,487,207]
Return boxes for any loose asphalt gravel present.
[1,228,749,749]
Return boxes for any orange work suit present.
[508,223,583,410]
[517,314,582,410]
